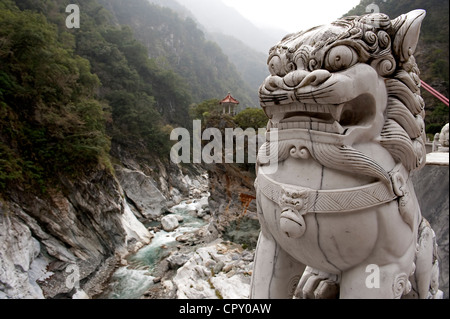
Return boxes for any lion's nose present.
[298,70,332,88]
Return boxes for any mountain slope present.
[0,0,154,299]
[208,32,268,102]
[147,0,272,107]
[0,0,217,299]
[1,0,264,193]
[99,0,257,109]
[175,0,286,54]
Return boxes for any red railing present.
[421,80,449,106]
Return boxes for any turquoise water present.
[98,198,208,299]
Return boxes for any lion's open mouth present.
[264,94,375,134]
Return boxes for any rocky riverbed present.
[97,193,259,299]
[93,161,261,300]
[0,151,260,299]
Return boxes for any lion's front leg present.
[250,230,306,299]
[294,266,340,299]
[339,243,417,299]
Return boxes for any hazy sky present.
[222,0,363,32]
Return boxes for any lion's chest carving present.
[258,152,409,272]
[251,10,442,299]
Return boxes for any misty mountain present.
[146,0,275,106]
[147,0,192,16]
[148,0,272,107]
[99,0,258,108]
[174,0,287,54]
[209,32,269,95]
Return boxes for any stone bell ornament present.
[251,10,442,299]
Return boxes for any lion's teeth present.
[297,104,307,112]
[300,122,309,129]
[306,104,318,113]
[275,121,344,134]
[328,104,344,121]
[319,123,327,131]
[317,105,325,113]
[272,113,284,123]
[330,121,345,134]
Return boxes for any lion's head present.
[259,10,427,179]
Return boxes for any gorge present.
[1,0,448,300]
[0,153,260,299]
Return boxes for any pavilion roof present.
[220,93,239,104]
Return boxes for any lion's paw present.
[294,267,340,299]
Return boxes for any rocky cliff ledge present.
[206,163,259,245]
[1,132,259,300]
[0,168,139,298]
[0,150,209,299]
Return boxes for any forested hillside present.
[209,32,268,98]
[98,0,257,109]
[345,0,449,135]
[146,0,267,108]
[0,0,257,193]
[1,0,114,191]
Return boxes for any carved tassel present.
[310,143,391,184]
[386,97,423,139]
[386,79,424,116]
[380,119,417,171]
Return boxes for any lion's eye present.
[268,55,282,76]
[324,45,358,72]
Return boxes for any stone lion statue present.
[251,10,442,299]
[439,123,449,148]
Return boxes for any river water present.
[97,197,209,299]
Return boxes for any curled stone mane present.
[304,13,398,76]
[381,57,426,171]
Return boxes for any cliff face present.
[0,0,259,300]
[206,163,259,247]
[0,168,148,298]
[0,153,211,299]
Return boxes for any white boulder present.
[161,215,179,232]
[173,240,253,299]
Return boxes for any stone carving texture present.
[438,123,449,150]
[251,10,442,299]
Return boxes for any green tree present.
[426,103,449,136]
[234,108,268,131]
[189,99,222,122]
[0,6,110,189]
